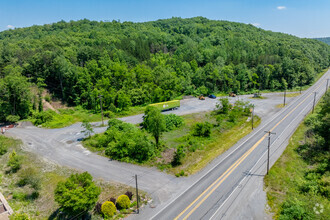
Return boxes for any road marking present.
[210,90,316,219]
[174,78,326,219]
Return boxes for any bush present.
[104,111,115,119]
[17,167,41,190]
[172,145,186,166]
[125,191,133,200]
[116,195,130,210]
[109,197,116,204]
[164,114,184,131]
[7,150,22,172]
[33,110,56,126]
[279,200,309,220]
[44,94,51,102]
[101,201,116,218]
[94,202,102,214]
[0,144,7,156]
[54,172,101,215]
[6,115,20,123]
[216,98,230,114]
[192,122,212,137]
[9,213,30,220]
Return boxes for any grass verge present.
[0,135,147,219]
[165,114,261,175]
[264,104,329,219]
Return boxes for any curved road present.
[5,70,329,219]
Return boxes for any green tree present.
[143,106,166,146]
[81,120,94,138]
[216,98,230,114]
[54,172,101,215]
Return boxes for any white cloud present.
[6,25,14,29]
[277,6,286,10]
[251,23,260,27]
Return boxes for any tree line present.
[0,17,329,122]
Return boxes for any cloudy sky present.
[1,0,329,38]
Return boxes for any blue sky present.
[1,0,329,38]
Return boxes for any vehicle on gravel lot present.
[149,100,180,111]
[229,92,236,97]
[208,94,216,99]
[199,95,205,100]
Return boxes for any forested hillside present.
[0,17,329,122]
[315,37,330,45]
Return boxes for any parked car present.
[208,94,216,99]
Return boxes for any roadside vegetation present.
[264,92,330,219]
[0,135,147,219]
[84,98,260,176]
[1,17,329,125]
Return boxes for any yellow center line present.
[175,79,326,220]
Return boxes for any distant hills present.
[314,37,330,45]
[0,17,329,122]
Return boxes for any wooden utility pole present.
[135,174,139,214]
[251,104,255,130]
[326,79,329,92]
[312,92,317,113]
[283,89,286,107]
[264,131,276,175]
[98,95,104,126]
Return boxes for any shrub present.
[116,195,130,210]
[7,150,22,172]
[125,191,133,200]
[104,111,115,119]
[0,144,7,156]
[172,145,186,166]
[6,115,20,123]
[54,172,101,214]
[164,114,184,131]
[101,201,116,218]
[94,202,102,214]
[9,213,30,220]
[44,94,51,102]
[279,200,309,220]
[216,98,230,114]
[17,167,41,190]
[192,122,212,137]
[109,197,116,204]
[33,110,55,126]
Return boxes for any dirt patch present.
[156,148,175,164]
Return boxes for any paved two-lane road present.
[148,70,329,220]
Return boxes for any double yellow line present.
[174,79,326,220]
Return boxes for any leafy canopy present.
[54,172,101,215]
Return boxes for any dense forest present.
[0,17,329,122]
[315,37,330,45]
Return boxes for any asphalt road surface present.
[5,70,329,219]
[147,70,330,220]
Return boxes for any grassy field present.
[0,136,147,219]
[149,112,261,175]
[264,108,329,219]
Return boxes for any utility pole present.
[312,92,317,114]
[98,95,104,126]
[326,79,329,92]
[264,131,276,175]
[135,174,139,214]
[251,104,255,130]
[283,89,286,107]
